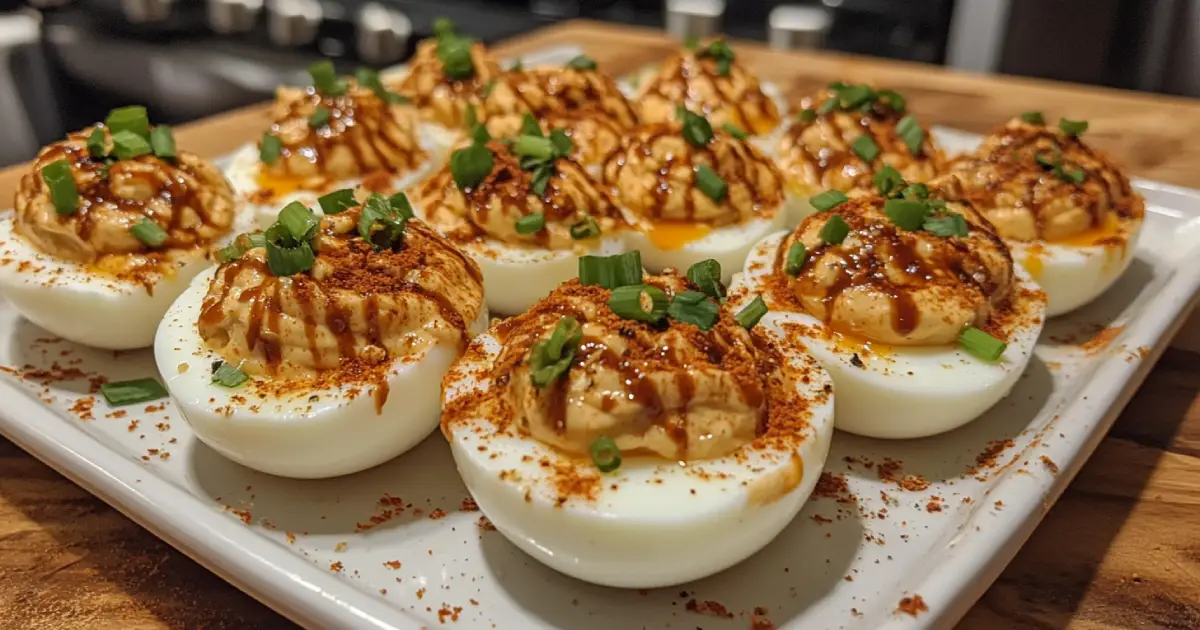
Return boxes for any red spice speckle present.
[330,561,344,572]
[897,594,929,617]
[684,599,734,619]
[751,606,775,630]
[1040,455,1059,474]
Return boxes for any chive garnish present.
[565,54,597,71]
[515,213,545,235]
[150,125,176,159]
[884,198,929,231]
[785,242,808,276]
[530,316,583,389]
[211,361,249,388]
[851,135,880,162]
[959,327,1007,362]
[809,190,848,212]
[666,290,720,331]
[41,159,78,215]
[130,218,169,248]
[317,189,357,215]
[569,216,601,240]
[1059,118,1088,137]
[589,436,622,473]
[686,259,726,301]
[105,106,150,140]
[695,164,727,203]
[111,131,152,160]
[100,378,168,407]
[896,115,925,155]
[578,251,643,289]
[308,60,347,95]
[609,284,669,323]
[260,133,283,165]
[308,107,331,128]
[819,214,850,244]
[1020,111,1045,125]
[734,296,768,330]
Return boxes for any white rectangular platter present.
[4,57,1200,630]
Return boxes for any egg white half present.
[1010,221,1143,317]
[155,266,488,478]
[736,231,1047,439]
[411,203,626,316]
[441,322,835,588]
[0,208,254,351]
[225,123,452,231]
[629,208,787,283]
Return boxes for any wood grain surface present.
[2,19,1200,629]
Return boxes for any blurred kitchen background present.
[0,0,1196,165]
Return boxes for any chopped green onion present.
[1020,111,1045,125]
[519,113,543,138]
[260,133,283,165]
[721,123,748,140]
[41,159,78,215]
[211,361,249,388]
[530,316,582,389]
[1059,118,1088,137]
[578,251,643,289]
[435,31,475,80]
[515,213,545,235]
[798,108,817,123]
[450,143,494,189]
[609,284,669,323]
[959,327,1007,362]
[87,127,107,158]
[566,54,597,71]
[355,67,407,104]
[873,165,904,196]
[278,201,318,241]
[819,214,850,245]
[836,84,875,109]
[433,17,455,37]
[817,97,838,115]
[589,436,622,473]
[549,129,574,156]
[896,115,925,155]
[149,125,176,159]
[508,58,524,71]
[512,135,555,160]
[923,213,969,237]
[884,199,929,231]
[308,60,347,95]
[389,192,415,219]
[318,189,357,215]
[735,296,768,330]
[308,107,331,128]
[529,163,554,196]
[265,239,315,276]
[111,130,152,160]
[242,233,267,250]
[357,193,408,250]
[105,106,150,140]
[667,290,720,331]
[785,242,808,276]
[679,107,714,148]
[100,378,167,407]
[809,189,848,212]
[900,183,930,201]
[1062,166,1086,184]
[851,135,880,162]
[876,89,906,113]
[686,259,725,301]
[695,164,727,203]
[215,243,244,263]
[130,218,169,248]
[569,216,601,240]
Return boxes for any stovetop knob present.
[356,3,412,65]
[120,0,176,23]
[266,0,322,47]
[207,0,264,35]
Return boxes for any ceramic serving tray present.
[3,46,1200,630]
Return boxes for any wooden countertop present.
[2,19,1200,629]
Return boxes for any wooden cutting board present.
[1,19,1199,630]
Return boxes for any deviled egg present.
[735,182,1047,438]
[389,19,503,136]
[441,254,834,587]
[603,109,786,282]
[937,115,1145,316]
[0,106,243,350]
[155,194,487,478]
[227,61,442,229]
[412,123,628,315]
[633,38,783,139]
[482,54,638,170]
[777,83,945,225]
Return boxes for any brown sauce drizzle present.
[506,69,637,128]
[268,86,423,179]
[34,129,208,248]
[640,54,778,134]
[952,124,1140,238]
[773,206,1007,338]
[602,125,778,224]
[783,97,924,184]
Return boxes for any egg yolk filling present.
[255,82,426,196]
[14,124,235,278]
[770,194,1017,346]
[635,39,781,136]
[938,118,1145,245]
[415,138,626,250]
[777,86,946,195]
[484,274,778,462]
[197,199,485,388]
[602,124,785,249]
